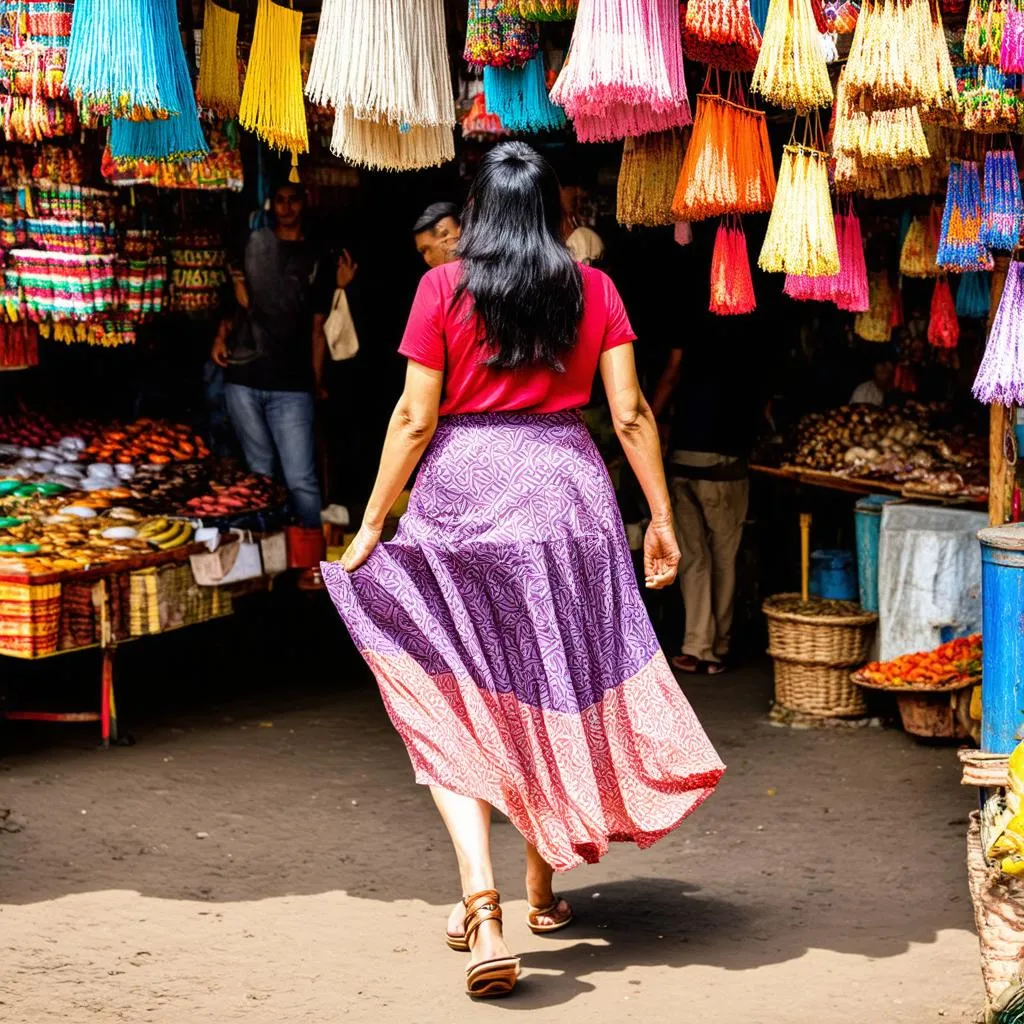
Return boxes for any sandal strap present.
[463,889,502,947]
[528,897,560,923]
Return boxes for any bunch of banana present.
[139,518,194,551]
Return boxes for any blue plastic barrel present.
[855,495,902,612]
[979,524,1024,753]
[808,549,858,601]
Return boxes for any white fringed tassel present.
[313,0,455,170]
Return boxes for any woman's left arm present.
[341,359,443,571]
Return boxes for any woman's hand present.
[643,517,680,589]
[341,522,383,572]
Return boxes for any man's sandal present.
[462,889,520,999]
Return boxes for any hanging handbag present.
[324,287,359,361]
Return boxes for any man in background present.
[412,202,461,268]
[850,353,896,406]
[211,181,335,532]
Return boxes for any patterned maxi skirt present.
[322,412,724,871]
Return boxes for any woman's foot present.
[447,897,515,965]
[525,844,573,934]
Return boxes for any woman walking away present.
[323,142,724,999]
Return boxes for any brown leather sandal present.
[445,909,470,953]
[527,896,574,935]
[462,889,520,999]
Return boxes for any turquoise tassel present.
[109,0,207,161]
[484,53,565,133]
[956,271,990,319]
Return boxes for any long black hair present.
[455,142,583,371]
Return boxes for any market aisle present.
[0,657,981,1024]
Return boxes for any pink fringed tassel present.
[786,207,869,310]
[710,218,756,315]
[674,220,693,245]
[973,260,1024,405]
[784,270,836,302]
[1002,5,1024,73]
[834,206,869,312]
[550,0,691,143]
[927,277,960,349]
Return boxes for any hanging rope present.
[197,0,240,118]
[239,0,309,180]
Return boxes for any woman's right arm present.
[599,343,679,589]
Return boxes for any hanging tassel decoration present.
[465,0,539,68]
[320,0,455,172]
[751,0,832,110]
[616,130,687,227]
[675,221,693,245]
[197,0,240,118]
[550,0,691,143]
[927,277,960,348]
[937,158,993,271]
[108,0,208,163]
[66,0,165,115]
[710,217,756,314]
[965,0,1006,66]
[239,0,308,177]
[306,0,345,108]
[758,143,838,275]
[855,272,895,342]
[684,0,762,72]
[462,91,506,140]
[973,260,1024,405]
[981,148,1024,251]
[956,270,991,317]
[484,52,566,132]
[899,215,941,277]
[504,0,579,19]
[784,268,836,302]
[1001,0,1024,71]
[671,83,775,220]
[833,205,870,312]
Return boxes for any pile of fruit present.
[81,420,209,465]
[183,473,285,519]
[857,634,982,688]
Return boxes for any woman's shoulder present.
[579,263,619,301]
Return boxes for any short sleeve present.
[397,270,446,370]
[600,272,637,352]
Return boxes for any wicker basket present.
[763,593,877,717]
[772,658,867,717]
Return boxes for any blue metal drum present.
[979,523,1024,753]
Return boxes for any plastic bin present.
[979,523,1024,753]
[809,549,858,601]
[855,495,902,612]
[877,504,987,661]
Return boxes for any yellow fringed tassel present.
[197,0,240,118]
[758,144,839,276]
[617,131,688,227]
[752,0,832,111]
[239,0,309,162]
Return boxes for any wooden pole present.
[988,256,1013,526]
[800,512,812,602]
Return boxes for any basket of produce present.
[852,634,981,740]
[763,594,877,717]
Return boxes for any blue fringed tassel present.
[750,0,770,34]
[66,0,169,115]
[484,52,565,133]
[956,271,990,318]
[937,159,992,272]
[981,149,1024,251]
[109,0,207,162]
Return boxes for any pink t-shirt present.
[397,261,636,416]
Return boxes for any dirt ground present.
[0,600,983,1024]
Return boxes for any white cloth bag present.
[325,288,359,361]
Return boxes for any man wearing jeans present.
[211,182,334,529]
